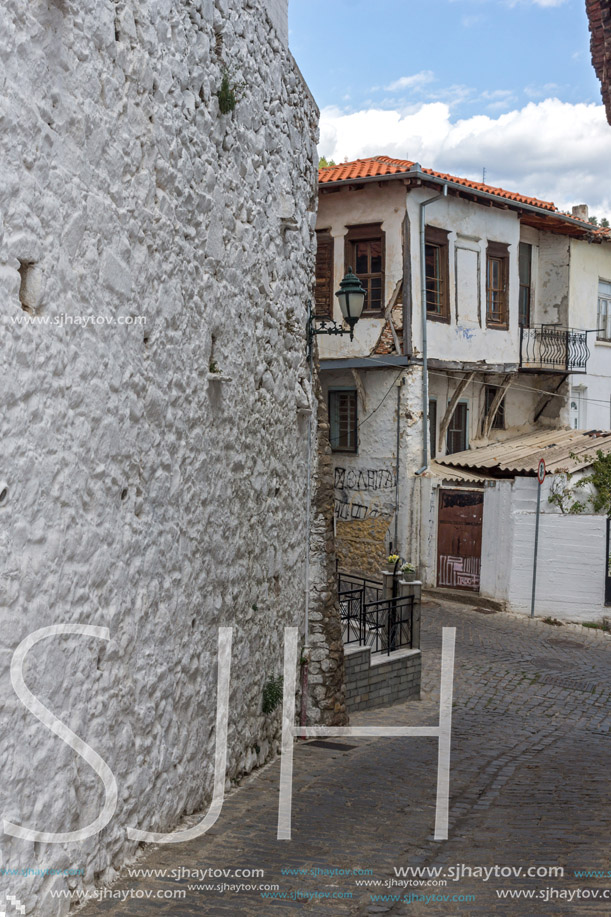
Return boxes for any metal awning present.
[434,429,611,477]
[426,461,497,484]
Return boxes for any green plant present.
[580,450,611,514]
[262,675,283,715]
[217,69,244,114]
[542,616,563,626]
[547,451,611,516]
[400,562,416,575]
[209,359,221,374]
[387,554,400,565]
[318,156,337,168]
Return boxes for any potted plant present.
[400,561,417,582]
[386,554,400,574]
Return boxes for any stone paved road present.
[75,601,611,917]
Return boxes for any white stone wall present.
[0,0,317,912]
[503,478,607,621]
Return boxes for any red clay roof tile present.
[319,156,611,237]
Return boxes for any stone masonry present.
[0,1,321,914]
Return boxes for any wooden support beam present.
[438,372,476,447]
[482,373,513,438]
[351,368,368,412]
[533,375,567,422]
[385,278,403,354]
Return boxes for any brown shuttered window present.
[315,231,333,316]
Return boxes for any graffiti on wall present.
[333,465,396,523]
[334,498,392,521]
[334,467,396,492]
[438,555,481,590]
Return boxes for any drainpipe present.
[415,177,448,475]
[394,377,402,550]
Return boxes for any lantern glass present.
[341,289,365,321]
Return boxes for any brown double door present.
[437,489,484,592]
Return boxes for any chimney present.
[572,204,589,221]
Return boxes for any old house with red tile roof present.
[316,156,611,616]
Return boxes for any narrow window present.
[484,385,505,430]
[429,399,437,459]
[518,242,532,327]
[425,226,450,321]
[345,224,385,314]
[329,390,357,453]
[486,242,509,328]
[597,280,611,342]
[315,230,333,317]
[446,402,468,455]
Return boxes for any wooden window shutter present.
[315,231,333,316]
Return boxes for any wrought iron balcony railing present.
[519,325,590,374]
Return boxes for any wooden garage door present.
[437,489,484,592]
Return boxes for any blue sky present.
[289,0,611,215]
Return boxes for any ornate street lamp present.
[307,267,365,356]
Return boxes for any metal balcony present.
[519,325,589,374]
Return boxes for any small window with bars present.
[597,279,611,342]
[425,226,450,321]
[329,390,357,453]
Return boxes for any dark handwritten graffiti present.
[334,499,393,521]
[334,467,396,492]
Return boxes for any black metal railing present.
[519,325,589,373]
[338,574,413,656]
[338,573,382,606]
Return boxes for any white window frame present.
[597,279,611,342]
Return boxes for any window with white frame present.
[597,280,611,341]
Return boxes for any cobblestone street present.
[77,600,611,916]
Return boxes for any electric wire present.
[328,353,611,411]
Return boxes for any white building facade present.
[316,157,611,616]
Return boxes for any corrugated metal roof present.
[435,429,611,476]
[427,461,496,484]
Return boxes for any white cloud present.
[385,71,435,92]
[318,98,611,216]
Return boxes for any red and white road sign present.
[537,458,546,485]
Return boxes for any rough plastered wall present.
[0,0,318,912]
[321,364,423,577]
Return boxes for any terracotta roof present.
[319,156,610,238]
[587,0,611,124]
[319,155,558,210]
[435,429,611,477]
